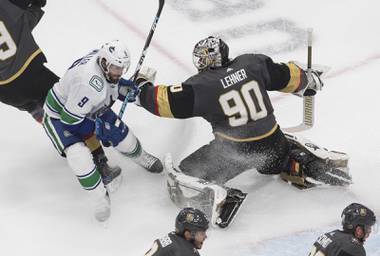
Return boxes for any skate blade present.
[217,193,248,228]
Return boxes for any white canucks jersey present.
[44,50,119,125]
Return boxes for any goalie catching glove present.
[290,61,325,97]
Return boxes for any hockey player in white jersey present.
[42,40,163,222]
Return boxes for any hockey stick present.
[117,0,165,120]
[283,29,316,133]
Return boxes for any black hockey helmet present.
[341,203,376,232]
[175,207,209,235]
[192,36,229,71]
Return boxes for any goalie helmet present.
[175,207,209,235]
[341,203,376,234]
[192,36,229,71]
[98,40,131,84]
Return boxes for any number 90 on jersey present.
[219,80,268,127]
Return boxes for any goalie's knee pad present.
[164,154,228,226]
[65,142,103,191]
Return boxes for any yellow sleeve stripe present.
[0,48,43,85]
[280,62,302,93]
[155,85,174,118]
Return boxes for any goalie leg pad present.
[281,133,352,189]
[165,154,247,228]
[284,133,349,168]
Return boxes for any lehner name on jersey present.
[220,68,248,88]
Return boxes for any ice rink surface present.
[0,0,379,255]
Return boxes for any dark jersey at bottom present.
[145,232,200,256]
[310,230,366,256]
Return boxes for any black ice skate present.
[216,188,248,228]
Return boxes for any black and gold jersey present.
[0,0,45,85]
[145,232,200,256]
[309,230,366,256]
[139,54,307,141]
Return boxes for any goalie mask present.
[192,36,229,71]
[341,203,377,241]
[98,40,131,84]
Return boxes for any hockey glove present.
[304,70,324,96]
[136,66,157,87]
[290,61,325,97]
[118,78,140,103]
[95,109,129,147]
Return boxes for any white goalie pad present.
[164,154,227,227]
[284,132,349,168]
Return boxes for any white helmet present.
[192,36,229,71]
[98,40,131,83]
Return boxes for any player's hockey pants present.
[179,126,290,184]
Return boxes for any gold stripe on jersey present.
[156,85,174,118]
[280,62,302,93]
[85,134,102,152]
[0,49,42,85]
[214,123,278,142]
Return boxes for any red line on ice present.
[95,0,193,74]
[95,0,380,102]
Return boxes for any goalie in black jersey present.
[309,203,377,256]
[134,36,352,228]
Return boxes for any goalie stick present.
[117,0,165,120]
[283,29,320,133]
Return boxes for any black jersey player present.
[135,36,351,227]
[0,0,58,122]
[309,203,377,256]
[144,207,209,256]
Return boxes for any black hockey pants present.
[0,55,59,117]
[179,126,290,184]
